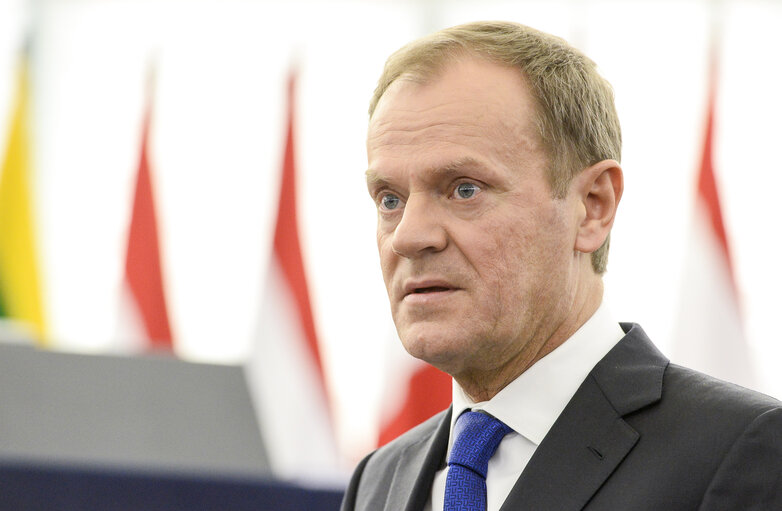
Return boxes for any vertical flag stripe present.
[124,94,174,349]
[0,56,45,342]
[697,55,735,285]
[379,364,451,446]
[245,70,341,482]
[671,40,754,389]
[273,73,327,394]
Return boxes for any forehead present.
[367,56,543,173]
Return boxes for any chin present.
[399,328,468,374]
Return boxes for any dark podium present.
[0,343,343,510]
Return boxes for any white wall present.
[1,0,781,461]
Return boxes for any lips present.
[412,286,451,294]
[401,279,459,298]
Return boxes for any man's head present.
[369,21,622,273]
[366,22,623,400]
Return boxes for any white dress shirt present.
[426,302,626,511]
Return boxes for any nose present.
[391,194,447,257]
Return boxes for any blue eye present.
[454,182,480,199]
[380,193,401,210]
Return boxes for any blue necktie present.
[444,411,512,511]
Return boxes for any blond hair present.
[369,21,621,273]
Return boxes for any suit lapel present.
[384,407,452,511]
[499,374,639,510]
[500,324,668,510]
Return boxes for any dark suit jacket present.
[341,324,782,510]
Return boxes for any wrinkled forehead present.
[365,67,550,198]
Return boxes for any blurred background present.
[1,0,781,488]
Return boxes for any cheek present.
[479,217,535,277]
[377,231,396,286]
[466,230,529,317]
[487,240,530,312]
[467,214,559,312]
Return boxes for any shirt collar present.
[450,300,626,446]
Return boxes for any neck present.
[456,276,604,403]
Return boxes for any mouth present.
[401,280,459,300]
[411,286,452,294]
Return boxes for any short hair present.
[368,21,621,274]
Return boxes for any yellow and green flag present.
[0,56,46,343]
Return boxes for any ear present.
[573,159,623,254]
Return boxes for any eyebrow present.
[365,156,492,185]
[433,157,490,178]
[364,167,385,186]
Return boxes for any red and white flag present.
[245,72,341,483]
[377,331,451,447]
[672,52,754,388]
[116,80,175,352]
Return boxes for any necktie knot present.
[448,411,512,479]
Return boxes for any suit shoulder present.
[367,409,449,468]
[631,362,782,448]
[664,363,780,414]
[341,410,449,511]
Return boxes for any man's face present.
[366,57,584,383]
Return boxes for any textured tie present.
[444,411,512,511]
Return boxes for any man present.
[342,21,782,510]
